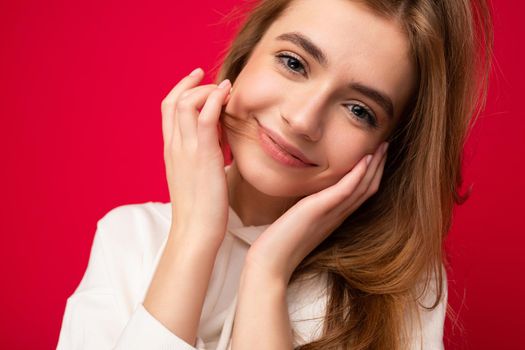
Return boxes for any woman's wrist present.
[142,227,222,344]
[232,262,293,349]
[242,255,290,290]
[167,226,224,254]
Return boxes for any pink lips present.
[257,122,317,167]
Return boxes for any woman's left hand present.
[244,141,389,285]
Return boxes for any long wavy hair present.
[212,0,494,348]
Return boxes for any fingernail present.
[383,142,389,153]
[366,155,372,165]
[189,67,203,76]
[218,79,231,89]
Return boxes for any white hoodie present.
[56,166,447,350]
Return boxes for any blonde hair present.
[213,0,494,348]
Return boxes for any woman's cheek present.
[234,66,285,110]
[326,125,372,173]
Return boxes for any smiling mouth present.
[256,125,317,168]
[255,119,317,166]
[267,136,304,161]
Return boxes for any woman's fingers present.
[161,68,204,146]
[345,145,388,215]
[312,141,388,220]
[304,154,370,215]
[197,79,231,151]
[352,142,388,201]
[368,147,388,195]
[175,84,219,148]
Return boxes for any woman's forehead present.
[266,0,411,68]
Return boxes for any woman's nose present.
[281,95,325,142]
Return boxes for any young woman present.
[57,0,493,349]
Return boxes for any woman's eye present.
[275,53,307,76]
[345,103,379,129]
[275,54,378,129]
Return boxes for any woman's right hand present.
[161,68,232,250]
[142,69,232,341]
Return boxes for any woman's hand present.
[244,141,389,284]
[232,143,389,349]
[161,68,231,248]
[142,69,232,344]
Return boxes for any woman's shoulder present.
[95,201,172,256]
[286,271,330,346]
[404,264,448,349]
[98,201,171,230]
[75,202,173,311]
[412,263,448,320]
[283,266,448,348]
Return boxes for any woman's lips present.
[257,123,317,168]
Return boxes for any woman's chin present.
[233,155,324,199]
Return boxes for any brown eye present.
[285,57,302,70]
[353,105,366,116]
[275,53,307,76]
[345,102,379,129]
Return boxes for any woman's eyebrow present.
[275,31,395,120]
[275,31,328,67]
[350,82,394,120]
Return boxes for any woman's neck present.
[226,161,299,227]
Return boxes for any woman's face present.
[224,0,416,198]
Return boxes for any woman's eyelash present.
[275,52,379,129]
[275,53,307,75]
[344,103,379,129]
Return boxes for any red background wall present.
[1,0,523,348]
